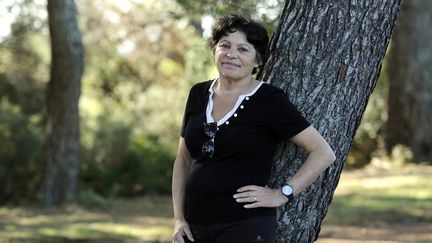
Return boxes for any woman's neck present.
[215,76,257,95]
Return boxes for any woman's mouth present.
[222,62,240,68]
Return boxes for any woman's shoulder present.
[256,82,288,102]
[258,82,286,94]
[255,82,301,109]
[189,79,213,93]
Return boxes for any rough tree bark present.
[385,0,432,162]
[39,0,83,205]
[257,0,402,242]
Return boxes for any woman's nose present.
[226,52,237,59]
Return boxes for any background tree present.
[39,0,84,205]
[385,0,432,163]
[258,0,403,241]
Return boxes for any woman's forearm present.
[172,138,192,221]
[287,148,335,196]
[288,126,336,196]
[172,157,189,220]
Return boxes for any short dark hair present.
[210,14,269,74]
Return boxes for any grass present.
[323,165,432,227]
[0,197,174,242]
[1,165,431,242]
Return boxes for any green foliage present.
[79,116,175,197]
[0,1,48,202]
[78,189,112,210]
[389,144,414,167]
[76,0,214,198]
[0,0,218,202]
[0,98,43,202]
[175,0,284,34]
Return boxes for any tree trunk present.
[385,0,432,162]
[39,0,83,205]
[258,0,402,241]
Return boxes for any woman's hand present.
[233,185,288,208]
[172,218,194,243]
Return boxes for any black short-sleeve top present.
[180,79,310,224]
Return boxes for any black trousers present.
[184,216,276,243]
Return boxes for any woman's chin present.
[219,71,249,81]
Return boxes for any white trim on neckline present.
[206,78,264,126]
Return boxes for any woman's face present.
[214,30,259,81]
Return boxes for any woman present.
[172,14,335,243]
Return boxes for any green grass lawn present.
[1,165,431,242]
[0,196,174,242]
[323,166,432,227]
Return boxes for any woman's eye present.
[239,48,249,52]
[220,44,229,49]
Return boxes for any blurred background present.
[0,0,431,242]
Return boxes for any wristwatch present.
[280,183,294,201]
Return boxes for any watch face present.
[282,185,293,195]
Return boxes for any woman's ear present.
[255,60,261,68]
[255,56,263,68]
[254,58,260,68]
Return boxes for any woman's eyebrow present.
[239,43,251,48]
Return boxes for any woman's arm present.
[234,126,335,208]
[172,137,194,243]
[285,126,336,196]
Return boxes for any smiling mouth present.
[222,62,240,68]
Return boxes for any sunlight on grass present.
[0,197,174,242]
[336,174,432,194]
[325,170,432,226]
[38,222,173,239]
[1,216,173,241]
